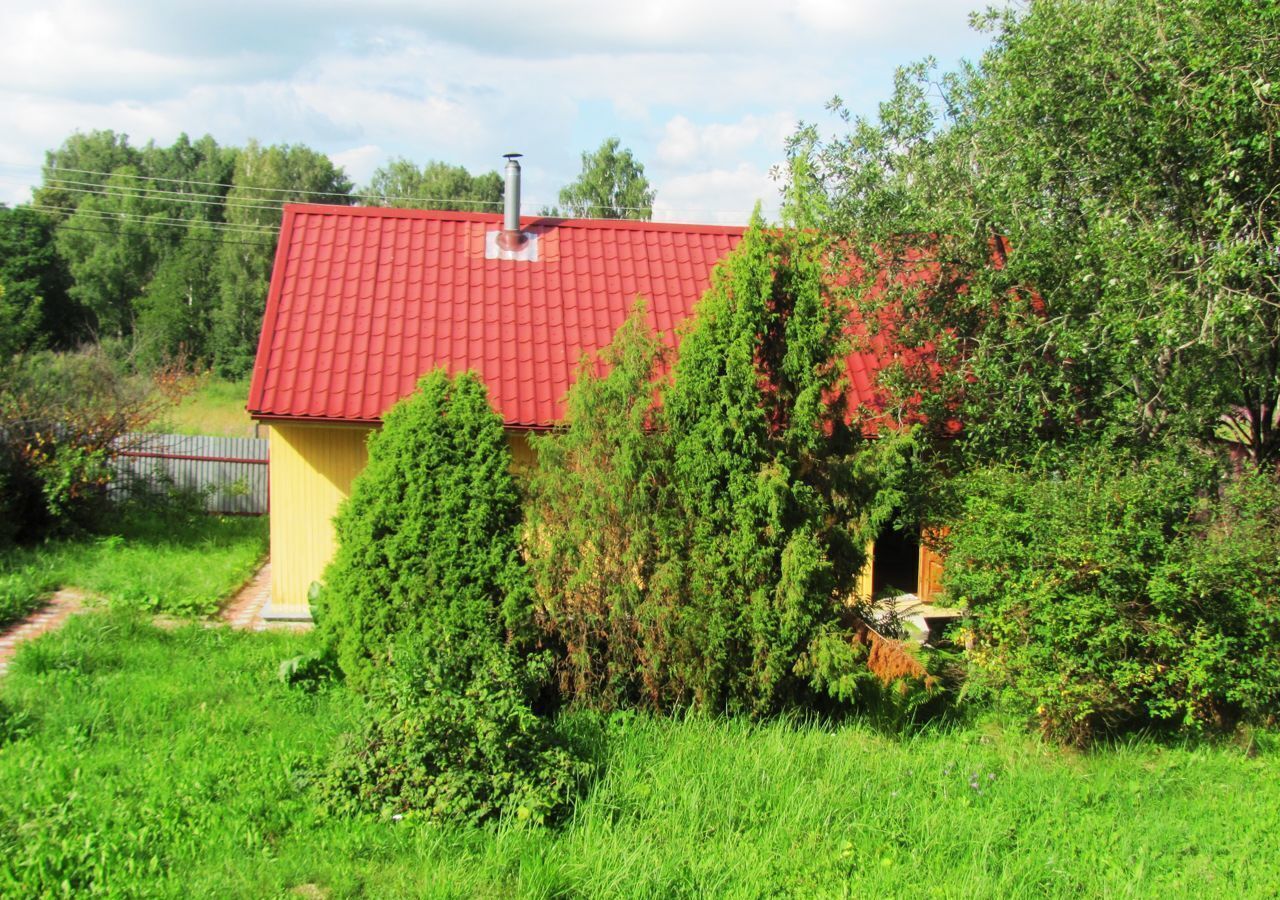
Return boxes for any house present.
[247,161,944,620]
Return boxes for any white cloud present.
[328,144,383,186]
[653,162,780,225]
[0,0,1000,211]
[656,113,795,168]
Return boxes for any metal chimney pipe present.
[503,153,522,234]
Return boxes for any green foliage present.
[0,347,165,541]
[787,0,1280,469]
[278,650,339,691]
[317,371,589,824]
[556,138,655,220]
[54,165,162,340]
[318,637,586,826]
[526,305,675,708]
[660,219,877,714]
[530,224,907,716]
[364,157,503,211]
[211,140,352,377]
[318,370,531,689]
[0,205,76,357]
[795,626,955,730]
[135,227,222,369]
[948,455,1280,745]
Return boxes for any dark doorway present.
[872,525,920,598]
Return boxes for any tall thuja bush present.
[317,370,531,689]
[317,371,585,825]
[526,305,675,708]
[660,218,874,715]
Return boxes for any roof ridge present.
[283,203,748,236]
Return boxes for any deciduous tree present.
[364,158,502,211]
[211,141,352,376]
[557,138,655,220]
[787,0,1280,468]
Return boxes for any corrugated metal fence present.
[112,433,269,515]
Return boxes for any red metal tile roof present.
[248,204,886,428]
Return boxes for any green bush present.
[316,371,583,823]
[529,223,907,716]
[0,347,168,543]
[317,370,532,690]
[947,454,1280,745]
[318,637,586,826]
[526,306,676,709]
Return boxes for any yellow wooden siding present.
[266,423,372,617]
[266,423,946,617]
[265,424,538,617]
[507,431,536,468]
[854,539,876,604]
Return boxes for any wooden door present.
[916,528,948,605]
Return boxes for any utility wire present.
[37,176,289,214]
[0,160,765,218]
[31,203,278,234]
[16,219,274,248]
[29,204,279,236]
[11,162,502,209]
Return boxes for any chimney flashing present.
[485,227,539,261]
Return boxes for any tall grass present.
[0,513,267,624]
[1,611,1276,898]
[152,377,256,438]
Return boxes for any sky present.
[0,0,998,224]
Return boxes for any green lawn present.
[0,514,268,626]
[1,611,1276,898]
[151,377,257,438]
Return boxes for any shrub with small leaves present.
[0,347,182,544]
[318,637,587,826]
[948,453,1280,745]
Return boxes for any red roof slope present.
[248,204,886,428]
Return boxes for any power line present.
[29,204,279,238]
[7,162,503,210]
[0,159,767,218]
[38,176,288,214]
[14,218,274,248]
[30,203,277,234]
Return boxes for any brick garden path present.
[218,561,310,632]
[0,559,308,677]
[0,589,87,677]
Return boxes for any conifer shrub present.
[526,306,676,708]
[528,222,907,716]
[947,454,1280,746]
[659,221,893,714]
[316,371,586,823]
[316,370,532,690]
